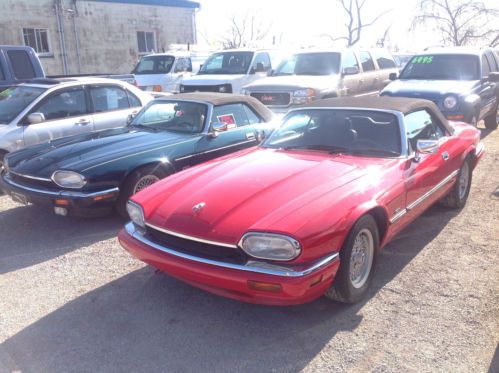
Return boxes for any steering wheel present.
[351,138,381,149]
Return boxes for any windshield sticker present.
[217,114,236,129]
[411,56,433,64]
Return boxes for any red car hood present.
[135,148,388,244]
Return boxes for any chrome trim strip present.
[174,139,255,162]
[389,208,408,224]
[475,142,484,157]
[125,222,339,277]
[9,171,52,182]
[3,174,119,198]
[406,169,459,211]
[145,222,238,248]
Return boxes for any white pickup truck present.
[179,49,278,94]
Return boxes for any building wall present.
[0,0,197,75]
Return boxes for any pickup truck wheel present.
[440,158,472,209]
[484,105,499,130]
[324,214,379,303]
[116,165,169,217]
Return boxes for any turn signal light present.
[54,199,70,206]
[447,114,464,120]
[152,85,162,92]
[247,280,282,293]
[93,193,115,201]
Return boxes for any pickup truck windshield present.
[273,53,341,76]
[198,52,254,75]
[0,86,46,124]
[262,109,401,157]
[133,55,175,75]
[400,54,480,80]
[130,101,207,134]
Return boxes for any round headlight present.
[239,232,301,261]
[51,170,86,189]
[126,201,145,228]
[443,95,458,110]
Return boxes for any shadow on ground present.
[0,198,123,273]
[1,204,461,372]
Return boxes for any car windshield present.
[133,55,175,75]
[400,54,480,80]
[130,101,207,134]
[273,53,341,76]
[0,86,46,124]
[198,52,254,75]
[262,109,401,157]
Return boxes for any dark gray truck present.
[0,45,45,92]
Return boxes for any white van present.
[133,52,198,93]
[179,49,278,94]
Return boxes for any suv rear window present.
[7,50,36,79]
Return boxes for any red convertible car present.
[118,97,484,305]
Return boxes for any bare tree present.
[219,13,271,49]
[323,0,390,47]
[413,0,499,46]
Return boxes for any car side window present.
[481,55,491,78]
[484,51,497,72]
[341,52,359,71]
[0,64,4,80]
[35,88,87,121]
[242,104,263,124]
[174,58,185,73]
[90,86,130,112]
[185,58,192,72]
[405,110,445,151]
[127,91,142,107]
[359,51,375,72]
[211,103,253,128]
[252,53,271,72]
[373,49,397,69]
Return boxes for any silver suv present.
[0,77,152,166]
[241,48,398,113]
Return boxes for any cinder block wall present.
[0,0,197,75]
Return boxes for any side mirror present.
[488,72,499,82]
[209,122,228,138]
[127,111,138,124]
[342,66,359,75]
[27,112,45,124]
[389,72,398,81]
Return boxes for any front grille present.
[250,92,290,106]
[8,172,58,190]
[146,226,248,265]
[181,85,228,93]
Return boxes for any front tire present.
[484,104,498,130]
[116,165,169,217]
[324,214,379,303]
[440,158,472,209]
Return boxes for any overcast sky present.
[195,0,497,51]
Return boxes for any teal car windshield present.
[130,101,208,134]
[0,86,46,124]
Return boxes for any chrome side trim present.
[9,171,52,182]
[125,222,339,277]
[389,208,408,224]
[145,222,238,248]
[475,142,484,157]
[174,139,255,162]
[406,169,459,211]
[3,174,119,198]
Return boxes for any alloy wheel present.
[349,228,374,289]
[458,162,470,200]
[133,174,160,194]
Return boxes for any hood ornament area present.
[192,202,206,214]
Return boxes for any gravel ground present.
[0,126,498,373]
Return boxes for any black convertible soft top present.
[302,96,453,133]
[160,92,275,123]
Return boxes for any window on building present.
[23,28,50,55]
[137,31,156,54]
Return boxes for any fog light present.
[54,207,68,216]
[247,280,282,293]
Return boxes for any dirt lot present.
[0,126,498,373]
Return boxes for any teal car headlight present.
[51,170,86,189]
[239,232,301,261]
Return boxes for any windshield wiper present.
[350,148,399,156]
[128,124,159,132]
[282,144,350,153]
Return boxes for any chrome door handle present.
[246,132,256,140]
[75,119,91,125]
[442,151,449,161]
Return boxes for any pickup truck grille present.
[250,92,290,106]
[145,226,248,265]
[181,84,231,93]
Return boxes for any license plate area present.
[11,191,28,205]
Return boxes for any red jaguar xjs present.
[118,97,483,305]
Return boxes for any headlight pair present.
[51,170,86,189]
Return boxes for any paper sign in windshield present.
[217,114,236,129]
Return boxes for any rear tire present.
[116,165,169,217]
[324,214,379,303]
[440,158,472,209]
[484,104,498,130]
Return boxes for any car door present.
[340,51,362,96]
[89,84,142,131]
[479,52,498,119]
[170,58,192,93]
[22,85,94,147]
[243,52,272,89]
[356,51,378,96]
[403,109,462,217]
[372,49,398,91]
[191,103,264,164]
